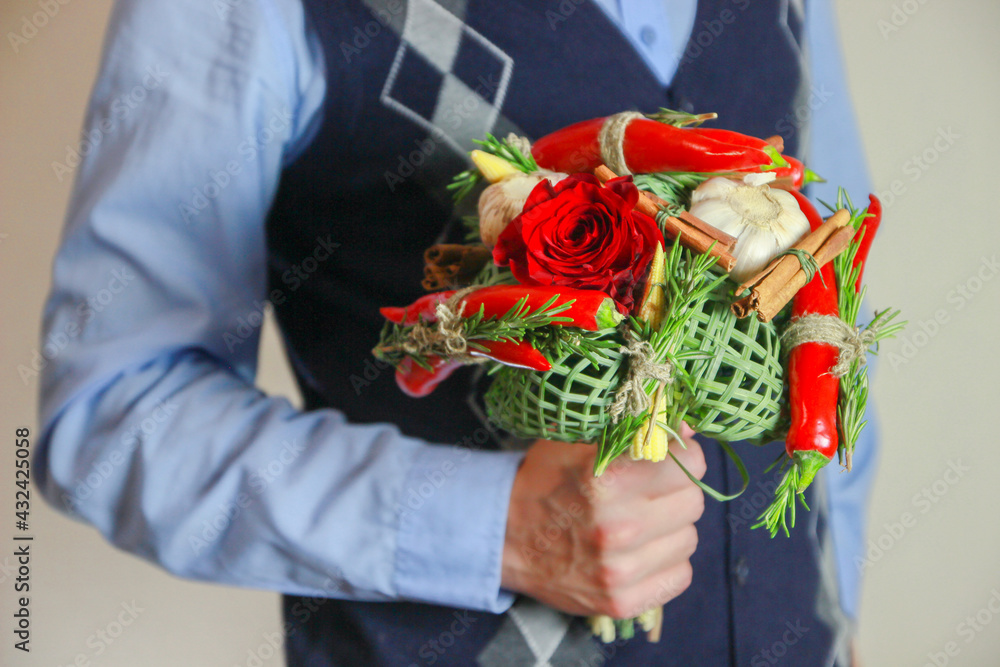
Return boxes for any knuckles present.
[682,486,706,523]
[679,525,699,560]
[594,561,694,619]
[588,519,637,553]
[600,595,638,620]
[594,559,633,592]
[683,444,708,480]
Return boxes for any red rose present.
[492,173,662,313]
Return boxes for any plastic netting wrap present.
[485,277,783,443]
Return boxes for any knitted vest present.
[265,1,848,664]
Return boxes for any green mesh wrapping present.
[485,278,783,444]
[676,286,783,441]
[485,332,625,443]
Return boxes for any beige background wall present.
[1,1,997,665]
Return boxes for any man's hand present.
[500,430,706,619]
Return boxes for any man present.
[38,0,875,664]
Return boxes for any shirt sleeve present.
[805,0,879,622]
[36,0,523,613]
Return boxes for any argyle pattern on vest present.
[265,1,849,664]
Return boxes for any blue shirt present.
[38,0,875,621]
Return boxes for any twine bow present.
[401,287,482,360]
[609,337,675,422]
[781,313,884,377]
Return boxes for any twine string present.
[599,111,645,177]
[609,337,675,422]
[401,287,482,360]
[775,248,820,284]
[781,313,884,377]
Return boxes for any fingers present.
[593,560,696,619]
[669,434,708,481]
[591,435,707,502]
[586,482,704,560]
[590,523,699,593]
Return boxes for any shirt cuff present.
[393,443,525,613]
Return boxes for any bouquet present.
[372,109,903,641]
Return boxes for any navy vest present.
[265,1,848,664]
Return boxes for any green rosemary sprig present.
[827,189,906,469]
[372,293,574,370]
[474,133,538,172]
[633,172,709,216]
[594,241,726,474]
[469,261,519,288]
[529,327,621,372]
[446,133,538,204]
[753,455,811,538]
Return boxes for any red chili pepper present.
[688,127,776,151]
[852,195,882,290]
[784,192,840,487]
[686,128,829,192]
[380,291,457,325]
[531,117,774,175]
[767,155,819,191]
[394,356,463,398]
[459,285,623,331]
[468,339,551,371]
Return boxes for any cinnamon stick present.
[764,135,785,153]
[422,243,491,291]
[677,210,737,247]
[593,164,738,272]
[731,209,853,322]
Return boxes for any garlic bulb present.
[477,171,566,248]
[688,173,810,282]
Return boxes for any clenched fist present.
[500,429,706,619]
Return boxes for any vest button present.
[640,26,657,46]
[733,556,750,587]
